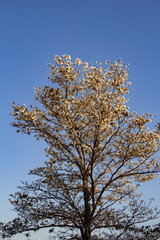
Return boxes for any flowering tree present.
[1,55,160,240]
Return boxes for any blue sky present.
[0,0,160,239]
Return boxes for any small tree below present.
[1,55,160,240]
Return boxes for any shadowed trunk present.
[82,177,91,240]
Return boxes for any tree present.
[1,55,160,240]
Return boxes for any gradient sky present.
[1,0,160,239]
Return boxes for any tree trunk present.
[81,227,91,240]
[82,178,91,240]
[83,227,91,240]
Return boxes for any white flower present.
[75,58,81,65]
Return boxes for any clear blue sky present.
[0,0,160,239]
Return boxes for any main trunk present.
[82,178,91,240]
[81,229,91,240]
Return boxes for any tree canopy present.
[1,55,160,240]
